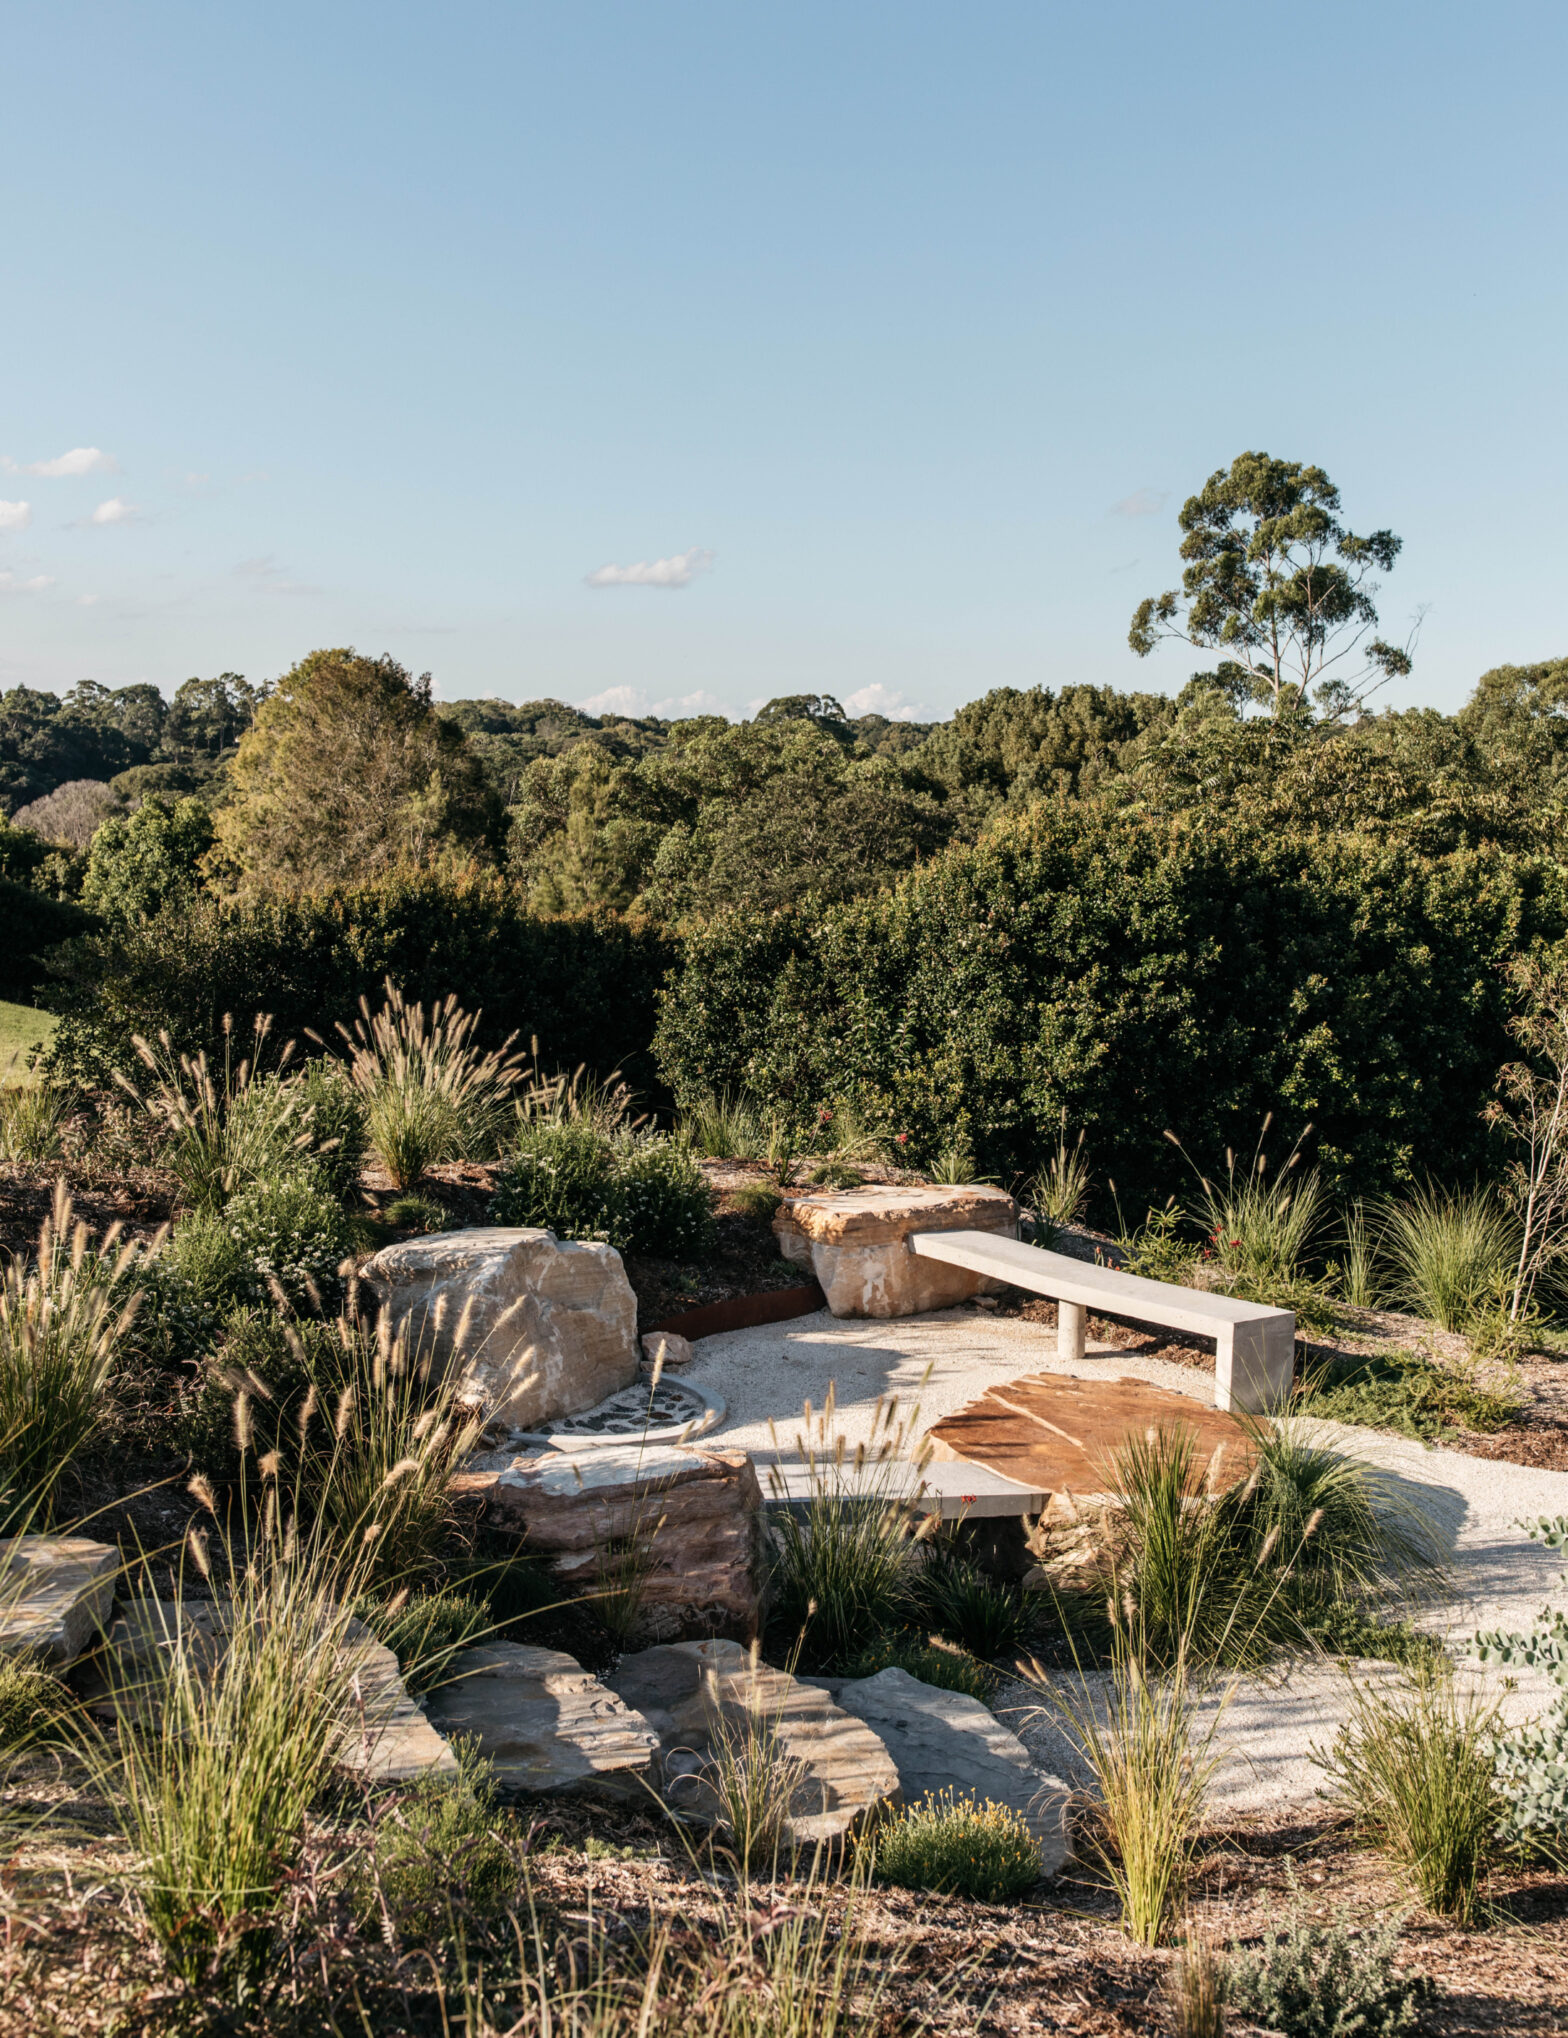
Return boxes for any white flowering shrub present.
[225,1170,353,1303]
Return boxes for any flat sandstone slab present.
[425,1642,660,1795]
[835,1667,1072,1874]
[0,1536,118,1665]
[926,1371,1256,1496]
[607,1638,900,1845]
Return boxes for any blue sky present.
[3,1,1565,721]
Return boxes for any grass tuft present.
[1378,1184,1517,1332]
[1319,1666,1503,1924]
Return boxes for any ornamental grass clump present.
[0,1078,69,1166]
[307,1310,483,1589]
[1027,1620,1225,1944]
[338,980,532,1187]
[1319,1666,1503,1924]
[914,1540,1035,1661]
[1377,1183,1517,1331]
[870,1789,1040,1902]
[0,1183,145,1523]
[694,1644,810,1877]
[88,1486,374,1998]
[766,1388,927,1670]
[127,1015,307,1213]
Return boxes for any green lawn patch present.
[0,1001,56,1085]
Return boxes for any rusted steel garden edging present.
[645,1283,825,1340]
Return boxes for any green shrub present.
[355,1587,489,1696]
[1477,1513,1568,1847]
[45,872,672,1101]
[652,808,1568,1212]
[1321,1669,1503,1923]
[840,1634,996,1702]
[360,1741,520,1947]
[224,1170,353,1303]
[295,1057,369,1201]
[1300,1346,1521,1439]
[165,1209,255,1310]
[728,1182,783,1224]
[491,1123,715,1258]
[1227,1908,1426,2038]
[870,1790,1039,1902]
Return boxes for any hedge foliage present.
[44,870,671,1094]
[652,803,1568,1208]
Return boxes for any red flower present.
[895,1132,909,1145]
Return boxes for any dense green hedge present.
[44,871,672,1093]
[653,804,1568,1207]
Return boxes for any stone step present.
[605,1637,901,1847]
[0,1535,118,1666]
[424,1642,660,1796]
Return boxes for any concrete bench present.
[909,1230,1295,1415]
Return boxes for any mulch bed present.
[2,1793,1564,2035]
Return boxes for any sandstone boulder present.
[641,1330,695,1371]
[424,1642,660,1795]
[774,1185,1018,1317]
[486,1445,762,1641]
[361,1226,638,1429]
[834,1666,1072,1873]
[0,1536,118,1665]
[606,1638,901,1845]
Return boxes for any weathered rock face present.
[834,1666,1072,1874]
[607,1638,901,1846]
[81,1600,457,1783]
[0,1536,118,1665]
[424,1642,660,1796]
[360,1226,638,1429]
[484,1445,763,1641]
[774,1185,1019,1318]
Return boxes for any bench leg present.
[1215,1318,1295,1414]
[1057,1299,1086,1363]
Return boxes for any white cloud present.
[0,571,55,594]
[842,683,922,722]
[25,446,116,478]
[576,684,735,721]
[89,497,137,524]
[585,545,714,589]
[1112,487,1168,517]
[0,501,31,533]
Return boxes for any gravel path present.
[687,1304,1568,1810]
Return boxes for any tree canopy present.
[209,649,500,898]
[1128,452,1413,716]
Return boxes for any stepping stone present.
[835,1666,1073,1875]
[0,1535,118,1665]
[926,1371,1256,1499]
[424,1642,660,1796]
[80,1600,456,1783]
[606,1638,900,1846]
